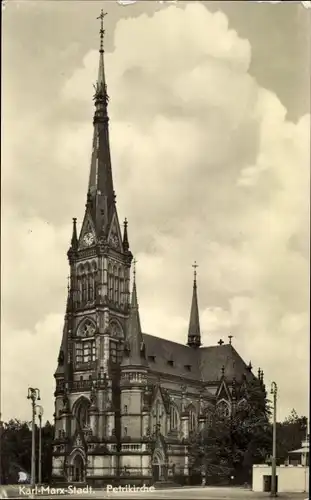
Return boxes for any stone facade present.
[51,19,261,487]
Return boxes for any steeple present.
[187,261,202,348]
[121,261,147,368]
[86,10,116,239]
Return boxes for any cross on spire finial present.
[97,10,107,53]
[192,261,198,284]
[218,339,224,346]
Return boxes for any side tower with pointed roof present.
[187,261,201,348]
[52,11,133,485]
[119,266,151,482]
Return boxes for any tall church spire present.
[121,261,147,368]
[87,10,116,238]
[187,261,202,348]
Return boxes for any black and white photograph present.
[1,1,310,498]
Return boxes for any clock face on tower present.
[83,232,95,247]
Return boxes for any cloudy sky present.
[2,1,310,424]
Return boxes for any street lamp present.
[27,388,40,486]
[270,382,278,497]
[35,405,44,485]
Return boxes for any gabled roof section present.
[150,384,171,413]
[78,208,97,249]
[142,334,201,380]
[199,343,254,383]
[107,212,123,251]
[141,333,253,384]
[216,379,231,401]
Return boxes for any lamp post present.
[35,405,44,485]
[27,388,40,486]
[270,382,278,497]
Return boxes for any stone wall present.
[252,464,309,493]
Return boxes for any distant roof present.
[142,333,253,383]
[289,447,309,454]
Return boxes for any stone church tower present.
[52,13,266,487]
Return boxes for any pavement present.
[0,485,308,500]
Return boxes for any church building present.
[52,14,264,487]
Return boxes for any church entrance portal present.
[152,451,166,483]
[72,454,85,483]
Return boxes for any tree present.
[189,378,272,485]
[0,419,54,484]
[275,409,308,464]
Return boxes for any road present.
[0,486,308,500]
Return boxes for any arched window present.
[91,261,97,301]
[82,275,87,302]
[87,275,92,302]
[78,319,96,337]
[113,266,118,304]
[74,398,90,429]
[76,264,84,307]
[170,406,179,431]
[216,400,230,418]
[109,321,124,364]
[189,408,197,432]
[76,320,96,364]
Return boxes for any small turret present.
[121,261,147,368]
[123,218,130,253]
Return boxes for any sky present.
[1,0,310,424]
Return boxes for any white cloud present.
[2,2,309,422]
[1,314,63,422]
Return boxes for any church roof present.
[199,344,253,383]
[143,334,201,380]
[142,333,253,383]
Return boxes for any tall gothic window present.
[189,409,197,432]
[75,319,96,364]
[82,275,87,302]
[91,261,97,301]
[74,397,90,430]
[108,264,113,301]
[170,406,179,431]
[76,264,84,307]
[119,268,124,305]
[113,265,118,304]
[108,321,124,364]
[88,275,93,302]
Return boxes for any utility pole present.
[27,388,41,486]
[0,412,3,485]
[270,382,278,497]
[35,405,44,485]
